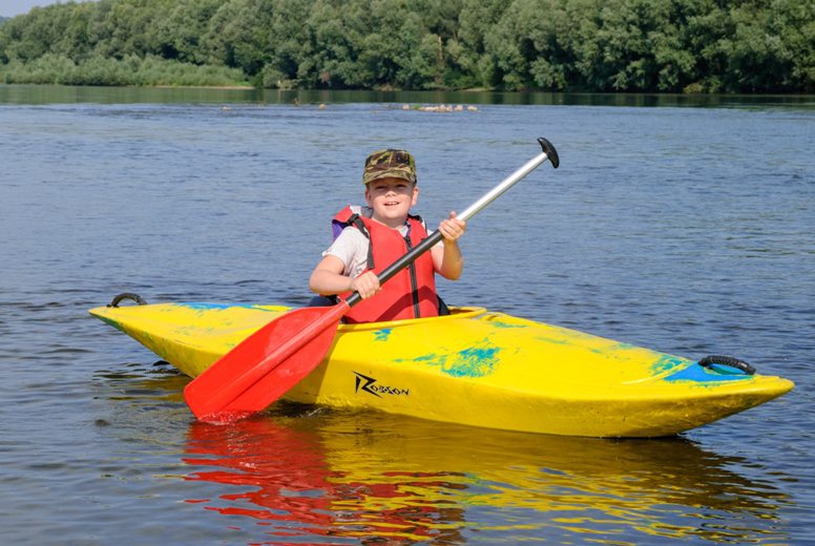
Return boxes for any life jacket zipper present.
[403,234,421,317]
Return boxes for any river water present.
[1,85,814,545]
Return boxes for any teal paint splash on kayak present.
[665,362,753,383]
[450,346,500,377]
[648,354,750,383]
[488,320,529,329]
[373,328,392,342]
[176,302,275,312]
[597,341,638,354]
[650,354,688,375]
[178,302,240,311]
[400,340,500,378]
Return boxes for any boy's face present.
[365,177,419,227]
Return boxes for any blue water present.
[1,86,814,544]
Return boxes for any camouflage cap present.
[362,149,417,185]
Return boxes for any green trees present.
[1,0,812,92]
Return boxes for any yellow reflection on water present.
[94,369,787,543]
[179,402,786,544]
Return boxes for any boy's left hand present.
[438,211,466,243]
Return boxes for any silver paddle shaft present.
[458,149,554,222]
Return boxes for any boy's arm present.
[431,212,466,280]
[309,255,381,299]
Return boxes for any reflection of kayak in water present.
[182,407,787,543]
[183,416,336,531]
[90,299,794,437]
[183,413,464,543]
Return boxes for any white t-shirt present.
[323,223,411,278]
[322,205,435,278]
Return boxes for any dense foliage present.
[1,0,813,92]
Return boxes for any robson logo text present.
[354,372,410,398]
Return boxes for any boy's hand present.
[438,211,466,243]
[350,271,381,299]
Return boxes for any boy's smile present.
[365,178,419,228]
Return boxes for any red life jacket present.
[332,206,439,323]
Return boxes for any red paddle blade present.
[183,302,349,422]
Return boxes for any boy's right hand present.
[350,271,381,299]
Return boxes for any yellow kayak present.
[89,299,793,438]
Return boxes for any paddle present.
[184,137,560,422]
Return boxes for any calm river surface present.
[1,85,814,545]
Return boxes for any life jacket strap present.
[346,213,375,270]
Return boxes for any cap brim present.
[363,170,416,185]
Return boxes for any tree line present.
[1,0,813,93]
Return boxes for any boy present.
[308,148,466,323]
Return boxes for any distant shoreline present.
[152,84,255,90]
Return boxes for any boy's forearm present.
[309,269,352,295]
[438,242,464,280]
